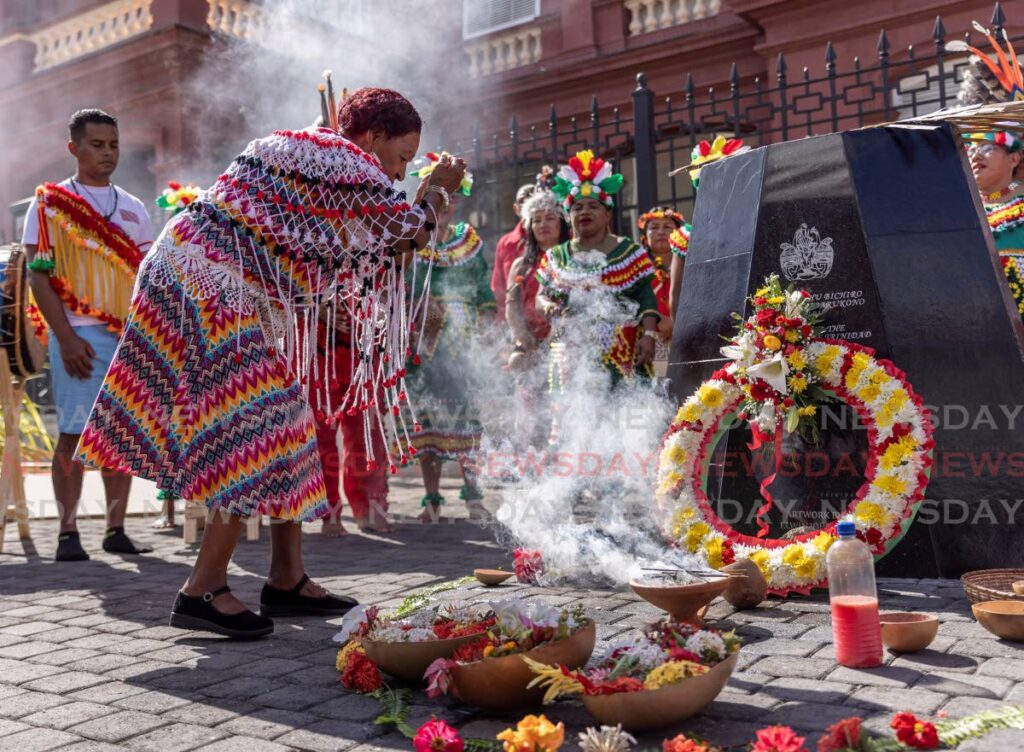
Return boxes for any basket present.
[960,569,1024,605]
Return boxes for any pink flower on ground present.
[414,719,464,752]
[751,726,808,752]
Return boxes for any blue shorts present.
[49,325,119,435]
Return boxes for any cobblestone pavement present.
[1,476,1023,751]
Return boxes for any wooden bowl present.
[360,634,480,683]
[879,612,939,652]
[629,577,732,625]
[972,600,1024,642]
[582,652,739,732]
[474,569,513,586]
[1013,581,1024,596]
[450,621,596,709]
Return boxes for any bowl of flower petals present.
[335,604,496,683]
[526,617,741,732]
[629,570,735,625]
[424,599,595,710]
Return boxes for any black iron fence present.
[452,2,1014,251]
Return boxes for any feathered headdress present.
[551,149,624,211]
[412,151,474,196]
[963,130,1023,152]
[948,22,1024,105]
[669,135,750,186]
[536,165,556,191]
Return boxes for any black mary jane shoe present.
[169,585,274,640]
[259,573,358,618]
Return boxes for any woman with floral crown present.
[950,25,1024,320]
[536,149,660,423]
[397,153,496,522]
[637,206,689,376]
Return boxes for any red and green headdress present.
[412,151,474,196]
[552,149,624,211]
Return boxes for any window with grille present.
[463,0,540,40]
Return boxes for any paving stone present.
[977,657,1024,681]
[21,670,109,694]
[846,686,947,715]
[913,670,1014,699]
[0,689,69,718]
[216,708,310,740]
[826,665,922,688]
[68,682,149,704]
[60,742,127,752]
[762,677,855,705]
[114,689,194,714]
[888,650,980,674]
[29,647,103,667]
[68,710,169,742]
[248,686,340,712]
[952,638,1024,658]
[0,641,63,659]
[162,702,250,727]
[740,638,824,657]
[195,737,295,752]
[312,693,392,723]
[21,700,117,730]
[0,621,63,637]
[940,695,1016,718]
[0,727,85,751]
[764,700,862,731]
[274,721,374,749]
[201,677,275,702]
[0,719,31,736]
[751,656,836,679]
[124,722,227,752]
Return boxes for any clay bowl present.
[972,600,1024,642]
[879,612,939,653]
[629,577,732,625]
[474,569,513,586]
[360,634,480,683]
[450,621,596,710]
[582,652,739,732]
[1013,580,1024,596]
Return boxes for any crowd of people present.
[20,30,1024,638]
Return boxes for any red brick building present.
[1,0,1020,244]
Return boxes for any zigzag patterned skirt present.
[77,261,329,521]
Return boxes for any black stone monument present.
[669,123,1024,577]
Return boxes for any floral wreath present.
[637,207,685,234]
[656,275,934,595]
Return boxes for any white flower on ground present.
[332,605,368,644]
[578,725,637,752]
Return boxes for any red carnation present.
[817,717,861,752]
[751,726,808,752]
[782,397,795,408]
[756,309,777,326]
[721,539,736,565]
[754,296,767,306]
[513,548,545,584]
[749,380,775,402]
[891,713,939,749]
[340,648,383,693]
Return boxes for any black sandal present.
[259,573,358,617]
[169,585,274,640]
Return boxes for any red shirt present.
[491,222,526,324]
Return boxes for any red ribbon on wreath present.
[747,424,784,539]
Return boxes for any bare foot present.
[356,515,394,533]
[418,503,444,523]
[321,520,348,537]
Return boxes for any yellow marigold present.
[497,715,565,752]
[812,532,836,553]
[643,659,708,690]
[854,501,889,527]
[697,384,724,409]
[658,471,684,495]
[704,536,727,569]
[670,507,694,538]
[798,405,817,417]
[788,377,807,394]
[782,546,818,579]
[763,335,782,351]
[873,474,907,496]
[784,329,800,343]
[748,550,771,579]
[335,641,362,672]
[677,402,703,423]
[814,345,841,376]
[857,383,882,403]
[786,349,808,369]
[755,286,770,297]
[483,644,496,657]
[767,295,785,305]
[661,443,688,467]
[685,522,711,552]
[880,435,917,470]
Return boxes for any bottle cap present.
[836,520,856,538]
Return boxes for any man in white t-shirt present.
[23,109,154,562]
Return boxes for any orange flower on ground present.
[817,717,861,752]
[662,732,719,752]
[497,714,565,752]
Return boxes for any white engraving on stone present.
[779,223,834,281]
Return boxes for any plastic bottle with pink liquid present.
[827,519,883,668]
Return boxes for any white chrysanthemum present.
[684,630,727,660]
[578,725,637,752]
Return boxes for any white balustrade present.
[29,0,153,72]
[465,26,542,78]
[624,0,721,37]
